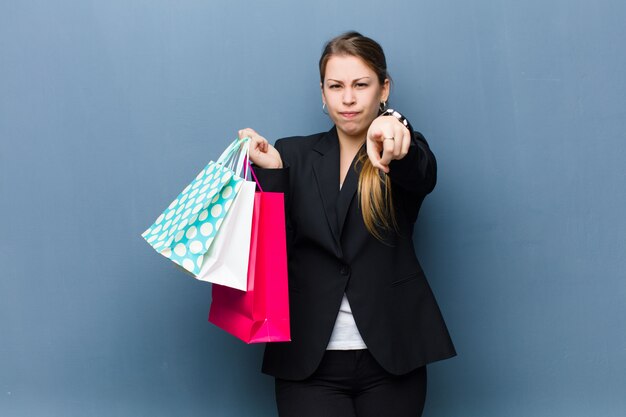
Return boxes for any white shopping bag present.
[142,136,255,290]
[195,179,256,291]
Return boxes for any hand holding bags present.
[209,168,291,343]
[142,138,291,343]
[141,138,254,290]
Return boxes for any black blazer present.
[254,126,456,380]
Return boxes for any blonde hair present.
[320,31,397,241]
[356,150,398,241]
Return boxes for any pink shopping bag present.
[208,191,291,343]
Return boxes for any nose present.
[342,87,356,105]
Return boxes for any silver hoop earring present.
[322,103,328,115]
[379,101,388,113]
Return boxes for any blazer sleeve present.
[387,128,437,196]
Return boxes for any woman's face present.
[321,54,390,142]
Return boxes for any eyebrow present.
[326,77,372,83]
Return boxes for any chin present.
[339,128,364,139]
[336,122,366,139]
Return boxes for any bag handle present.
[216,137,252,181]
[235,139,251,179]
[217,138,264,186]
[246,160,264,192]
[217,137,249,166]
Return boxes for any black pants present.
[275,350,427,417]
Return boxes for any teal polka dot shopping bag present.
[141,138,255,290]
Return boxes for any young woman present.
[241,31,456,417]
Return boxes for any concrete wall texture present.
[1,1,625,416]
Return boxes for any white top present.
[326,293,367,350]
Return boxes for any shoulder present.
[274,132,326,151]
[273,132,329,162]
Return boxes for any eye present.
[328,84,341,89]
[355,83,369,88]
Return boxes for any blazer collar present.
[311,126,361,247]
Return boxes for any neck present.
[337,130,366,154]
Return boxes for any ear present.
[320,81,326,105]
[381,78,390,103]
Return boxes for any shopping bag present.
[141,138,252,283]
[208,190,291,343]
[195,179,255,290]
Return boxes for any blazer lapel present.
[337,143,363,239]
[312,127,341,246]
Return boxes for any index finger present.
[367,139,386,172]
[379,138,395,168]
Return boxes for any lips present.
[339,111,360,119]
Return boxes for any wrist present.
[261,160,283,169]
[382,108,410,132]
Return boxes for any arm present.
[388,130,437,195]
[366,111,437,195]
[236,127,288,193]
[249,139,290,194]
[244,138,296,254]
